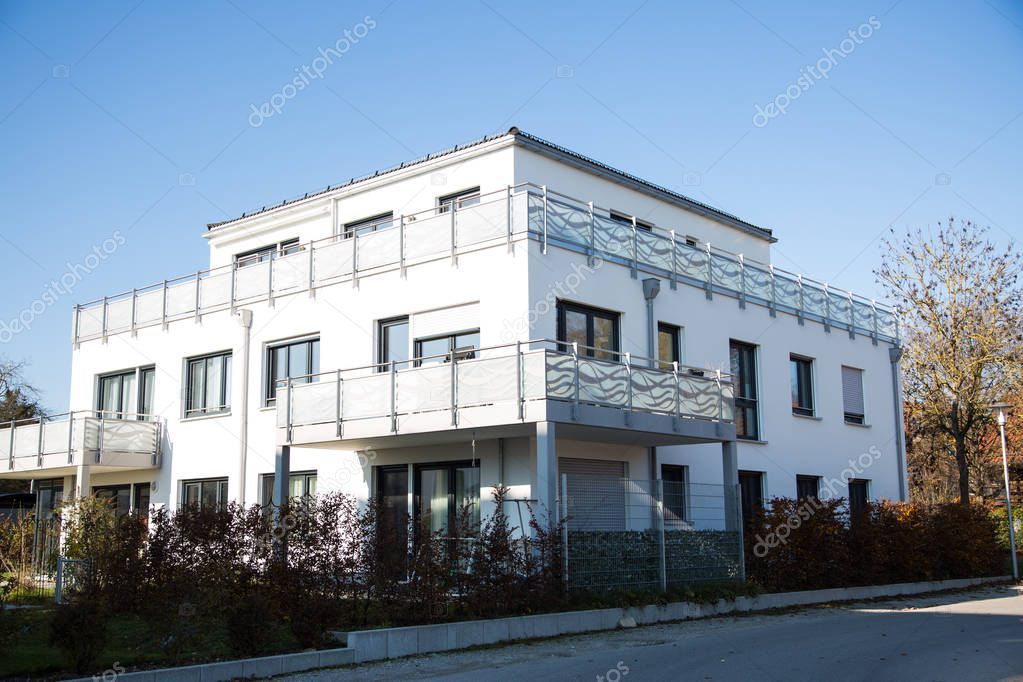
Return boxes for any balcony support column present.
[722,440,740,532]
[533,422,558,525]
[74,460,91,498]
[272,444,291,561]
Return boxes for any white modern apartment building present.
[0,128,907,544]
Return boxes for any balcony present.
[0,412,163,479]
[73,184,898,345]
[278,340,735,448]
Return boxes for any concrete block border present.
[72,575,1009,681]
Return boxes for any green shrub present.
[49,595,107,673]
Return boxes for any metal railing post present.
[450,199,457,265]
[625,352,632,426]
[229,261,236,313]
[97,412,105,464]
[36,416,43,467]
[399,214,406,278]
[307,240,315,296]
[716,370,724,422]
[630,216,638,279]
[796,275,805,326]
[870,300,879,345]
[669,230,678,290]
[7,419,14,470]
[656,478,667,592]
[572,342,580,421]
[267,256,275,306]
[161,280,168,329]
[450,349,458,426]
[561,473,569,586]
[516,341,524,420]
[72,304,80,346]
[848,292,856,340]
[101,296,108,342]
[285,379,293,444]
[541,185,548,254]
[351,227,359,288]
[738,255,747,309]
[736,482,746,582]
[129,288,137,336]
[704,243,713,300]
[672,361,681,431]
[823,284,831,333]
[768,265,777,318]
[506,186,513,252]
[335,369,343,438]
[67,411,75,464]
[194,271,202,321]
[587,201,595,266]
[390,360,397,433]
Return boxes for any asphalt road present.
[280,584,1023,682]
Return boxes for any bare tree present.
[0,359,43,423]
[878,219,1022,504]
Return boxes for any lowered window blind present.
[842,366,865,422]
[412,302,480,340]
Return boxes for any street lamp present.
[990,402,1018,580]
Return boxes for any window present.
[235,238,300,267]
[97,366,154,419]
[609,210,653,231]
[657,323,681,370]
[414,462,480,538]
[729,341,759,440]
[790,355,814,416]
[738,471,764,526]
[661,464,687,524]
[266,337,320,404]
[259,471,317,506]
[557,302,620,360]
[93,485,132,517]
[186,352,232,416]
[378,317,409,371]
[437,187,480,213]
[848,479,870,518]
[796,475,821,501]
[133,483,151,516]
[343,212,394,238]
[842,366,865,424]
[414,330,480,366]
[181,478,229,510]
[684,236,699,247]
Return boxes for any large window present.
[414,462,480,538]
[657,322,681,369]
[437,187,480,213]
[414,330,479,366]
[266,337,320,405]
[790,355,814,417]
[661,464,688,524]
[557,302,620,360]
[378,317,410,371]
[234,238,300,268]
[729,341,759,440]
[343,212,394,238]
[842,366,865,424]
[97,366,155,419]
[181,478,229,510]
[259,471,317,506]
[738,470,764,526]
[796,475,821,501]
[186,352,232,417]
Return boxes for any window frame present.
[437,187,481,213]
[234,238,300,268]
[796,474,821,501]
[259,471,317,506]
[738,470,764,525]
[412,459,481,540]
[184,351,233,417]
[556,301,621,360]
[265,336,320,406]
[343,212,394,238]
[657,322,682,370]
[377,316,410,372]
[180,477,229,510]
[413,329,480,367]
[729,340,760,440]
[96,366,155,420]
[790,354,815,417]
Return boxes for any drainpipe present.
[235,309,253,505]
[642,278,662,482]
[889,346,908,501]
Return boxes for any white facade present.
[0,128,907,532]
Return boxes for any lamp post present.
[990,402,1018,580]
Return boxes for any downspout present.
[642,278,661,482]
[889,346,908,501]
[236,309,253,505]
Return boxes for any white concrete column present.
[534,422,558,522]
[721,440,739,531]
[272,444,291,560]
[74,462,91,498]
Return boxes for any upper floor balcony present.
[73,184,899,345]
[277,339,736,449]
[0,412,163,479]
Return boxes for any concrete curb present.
[73,575,1010,680]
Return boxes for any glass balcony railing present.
[0,412,163,474]
[277,340,734,439]
[73,183,898,344]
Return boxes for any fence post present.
[561,473,569,588]
[657,478,667,592]
[55,557,64,604]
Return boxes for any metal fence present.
[561,475,743,592]
[3,515,61,602]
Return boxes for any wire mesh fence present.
[561,475,743,592]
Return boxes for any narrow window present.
[259,471,318,506]
[609,209,653,231]
[181,478,229,510]
[729,341,759,440]
[266,338,320,405]
[378,317,410,371]
[234,239,300,267]
[657,323,681,370]
[842,366,865,424]
[848,479,870,519]
[796,475,821,501]
[343,212,394,238]
[186,351,232,416]
[414,330,480,366]
[556,302,621,361]
[790,355,814,416]
[661,464,687,524]
[738,470,764,525]
[437,187,481,213]
[139,367,155,418]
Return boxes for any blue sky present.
[0,0,1020,410]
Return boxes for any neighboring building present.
[0,128,907,543]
